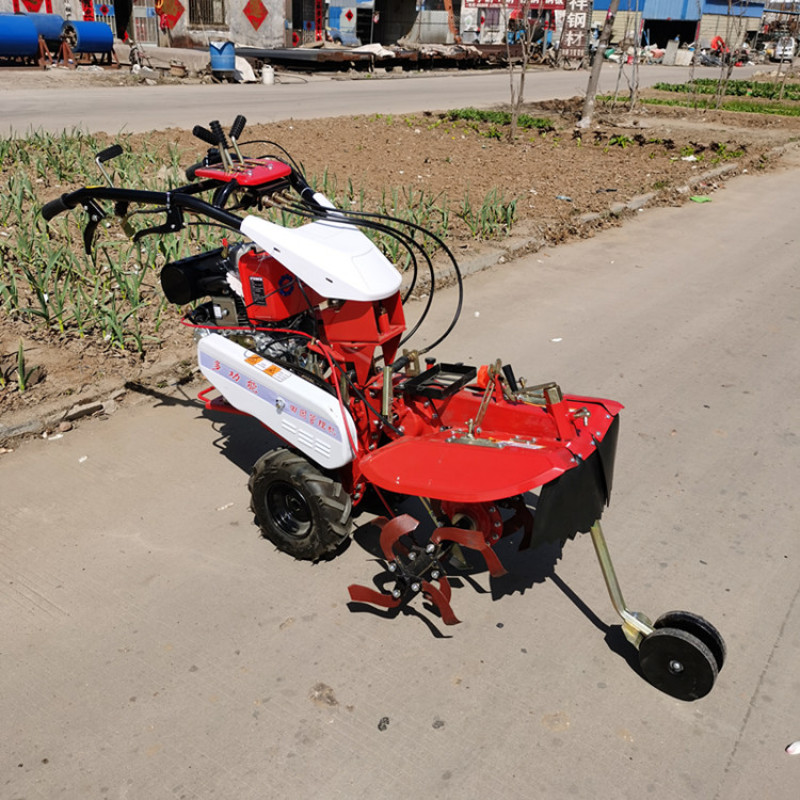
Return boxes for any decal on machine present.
[244,353,289,382]
[200,351,341,440]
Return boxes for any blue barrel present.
[209,40,235,72]
[62,21,113,54]
[0,14,39,57]
[27,13,65,48]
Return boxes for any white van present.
[772,36,796,62]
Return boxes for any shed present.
[592,0,765,47]
[591,0,701,47]
[697,0,766,47]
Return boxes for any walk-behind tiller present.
[43,116,726,700]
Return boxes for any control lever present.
[229,115,246,162]
[95,144,123,188]
[94,144,137,238]
[192,125,217,147]
[209,120,233,170]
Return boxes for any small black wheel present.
[639,627,718,701]
[249,449,352,561]
[654,610,726,672]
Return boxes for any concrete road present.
[2,63,758,135]
[2,148,799,797]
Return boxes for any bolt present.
[494,521,502,528]
[369,444,375,451]
[426,543,436,554]
[387,562,397,572]
[431,570,440,580]
[408,551,416,561]
[392,588,402,599]
[488,506,496,514]
[411,582,421,593]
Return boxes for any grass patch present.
[639,96,800,117]
[600,93,800,117]
[652,79,800,102]
[445,108,555,132]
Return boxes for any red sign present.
[155,0,185,30]
[14,0,53,12]
[344,9,354,22]
[244,0,268,30]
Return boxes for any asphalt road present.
[2,144,799,797]
[2,63,758,135]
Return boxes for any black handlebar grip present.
[185,162,202,181]
[209,120,229,149]
[96,144,123,164]
[230,114,246,141]
[41,194,73,221]
[192,125,217,146]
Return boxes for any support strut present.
[589,520,653,647]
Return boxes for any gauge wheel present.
[639,627,718,701]
[249,449,352,560]
[654,610,726,672]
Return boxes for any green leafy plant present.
[13,340,38,393]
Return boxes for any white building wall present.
[0,0,286,47]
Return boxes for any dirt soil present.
[3,81,800,441]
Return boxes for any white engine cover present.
[240,213,402,302]
[197,333,357,469]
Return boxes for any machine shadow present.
[188,409,637,665]
[200,406,285,475]
[350,498,638,665]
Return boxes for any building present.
[590,0,765,48]
[1,0,769,49]
[0,0,430,47]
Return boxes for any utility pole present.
[576,0,621,129]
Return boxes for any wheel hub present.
[266,481,312,538]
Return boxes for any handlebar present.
[41,193,76,221]
[41,185,245,252]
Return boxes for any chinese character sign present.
[560,0,592,59]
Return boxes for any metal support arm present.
[590,521,654,648]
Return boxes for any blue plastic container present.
[27,13,65,46]
[62,20,113,54]
[0,14,39,58]
[209,40,235,72]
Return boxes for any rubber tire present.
[639,627,718,701]
[249,449,352,561]
[653,610,726,672]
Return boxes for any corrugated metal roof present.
[702,0,765,16]
[644,0,701,20]
[592,0,643,11]
[593,0,763,17]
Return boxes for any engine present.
[160,244,321,369]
